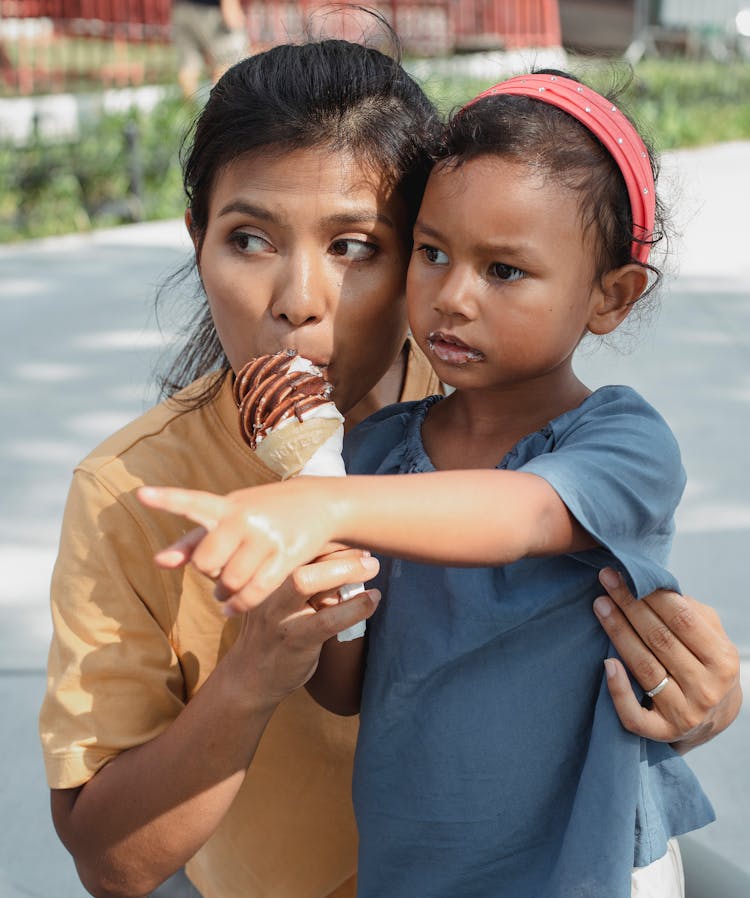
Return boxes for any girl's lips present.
[427,331,486,365]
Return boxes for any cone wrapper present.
[255,408,366,642]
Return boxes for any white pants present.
[631,839,685,898]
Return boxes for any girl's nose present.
[433,267,477,320]
[271,250,329,327]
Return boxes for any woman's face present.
[192,145,412,415]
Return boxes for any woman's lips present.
[427,331,486,365]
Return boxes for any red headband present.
[463,73,656,265]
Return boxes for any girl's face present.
[193,146,412,415]
[407,155,612,397]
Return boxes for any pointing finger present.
[138,486,229,531]
[154,526,207,568]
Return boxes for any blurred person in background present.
[173,0,248,99]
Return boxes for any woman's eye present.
[420,244,449,265]
[330,239,376,261]
[230,232,272,254]
[490,262,524,282]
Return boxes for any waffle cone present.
[255,417,342,480]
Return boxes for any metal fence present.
[0,0,563,95]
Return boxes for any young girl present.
[140,72,717,896]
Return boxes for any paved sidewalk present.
[1,143,748,897]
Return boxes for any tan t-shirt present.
[40,341,441,898]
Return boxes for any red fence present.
[0,0,562,95]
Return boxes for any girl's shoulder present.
[552,384,677,445]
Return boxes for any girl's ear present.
[587,264,649,335]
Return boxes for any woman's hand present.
[225,546,379,707]
[138,480,342,616]
[594,568,742,753]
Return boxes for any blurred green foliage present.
[423,58,750,151]
[0,94,189,242]
[1,58,749,242]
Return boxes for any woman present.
[40,38,741,898]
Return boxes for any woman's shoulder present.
[76,372,272,495]
[79,376,219,475]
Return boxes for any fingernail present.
[593,596,612,618]
[599,568,620,589]
[154,549,181,567]
[369,589,381,606]
[604,658,617,679]
[362,556,379,573]
[221,603,239,618]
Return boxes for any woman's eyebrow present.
[322,210,395,229]
[218,200,276,221]
[216,202,393,230]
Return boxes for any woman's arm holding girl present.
[595,569,742,752]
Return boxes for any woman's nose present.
[271,250,329,327]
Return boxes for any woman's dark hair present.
[158,33,440,405]
[436,69,666,300]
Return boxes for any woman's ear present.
[587,264,649,336]
[185,209,200,256]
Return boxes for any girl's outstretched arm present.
[139,469,592,616]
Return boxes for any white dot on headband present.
[585,106,591,113]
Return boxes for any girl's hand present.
[593,568,742,753]
[138,480,340,615]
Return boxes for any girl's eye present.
[230,232,273,254]
[419,244,449,265]
[330,239,376,261]
[490,262,524,282]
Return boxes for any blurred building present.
[558,0,635,54]
[559,0,749,56]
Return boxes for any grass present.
[1,56,749,242]
[419,57,750,150]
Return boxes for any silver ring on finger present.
[645,675,670,699]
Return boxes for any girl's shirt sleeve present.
[519,386,685,598]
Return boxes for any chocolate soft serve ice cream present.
[234,349,366,641]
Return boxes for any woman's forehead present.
[211,145,406,224]
[223,144,390,189]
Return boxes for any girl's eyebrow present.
[413,219,443,240]
[414,218,536,265]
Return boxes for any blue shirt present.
[344,386,714,898]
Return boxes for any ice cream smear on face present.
[234,349,366,640]
[427,331,486,365]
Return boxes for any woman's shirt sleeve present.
[39,467,185,789]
